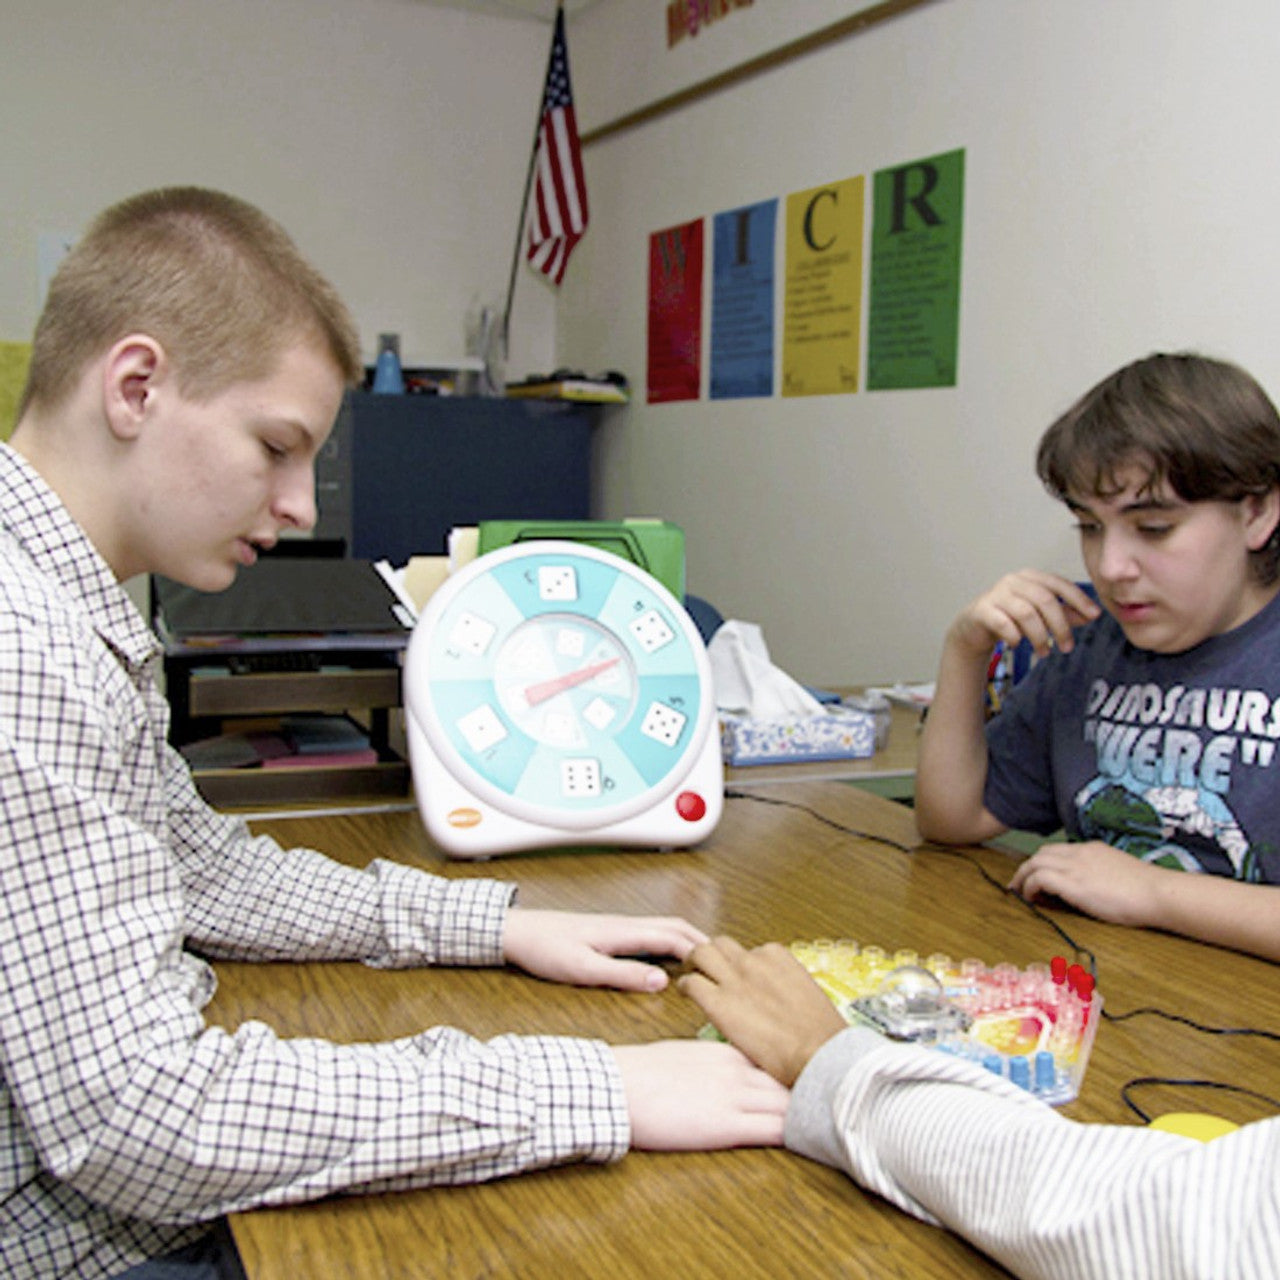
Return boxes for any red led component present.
[1050,955,1069,984]
[675,791,707,822]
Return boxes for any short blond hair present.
[20,187,363,417]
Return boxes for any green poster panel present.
[867,148,965,390]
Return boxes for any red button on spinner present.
[675,791,707,822]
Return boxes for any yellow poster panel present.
[0,343,32,440]
[781,176,864,397]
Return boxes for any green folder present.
[476,520,686,601]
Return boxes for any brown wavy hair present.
[1037,353,1280,584]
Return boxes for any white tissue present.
[707,620,823,719]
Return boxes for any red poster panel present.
[647,218,704,403]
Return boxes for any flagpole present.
[502,0,565,352]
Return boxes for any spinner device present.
[404,541,722,857]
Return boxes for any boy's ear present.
[102,335,167,440]
[1245,486,1280,551]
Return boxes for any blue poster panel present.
[710,199,777,400]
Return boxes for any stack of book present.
[179,715,379,772]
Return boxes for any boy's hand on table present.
[613,1040,789,1149]
[678,937,848,1087]
[950,570,1100,661]
[1009,839,1166,925]
[503,907,706,992]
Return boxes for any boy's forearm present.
[915,636,1004,844]
[1146,871,1280,962]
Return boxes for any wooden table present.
[212,783,1280,1279]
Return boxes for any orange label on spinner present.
[447,808,483,829]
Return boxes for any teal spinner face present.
[491,613,640,745]
[406,540,719,847]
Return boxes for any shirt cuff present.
[373,860,517,968]
[784,1026,885,1167]
[494,1033,631,1166]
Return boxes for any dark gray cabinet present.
[315,393,597,563]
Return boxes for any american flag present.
[526,8,588,285]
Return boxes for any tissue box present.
[720,705,878,766]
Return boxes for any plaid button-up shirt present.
[0,445,627,1278]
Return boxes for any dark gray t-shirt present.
[984,591,1280,882]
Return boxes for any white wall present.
[10,0,1280,690]
[2,0,558,377]
[560,0,1280,687]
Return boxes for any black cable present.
[918,840,1099,978]
[723,787,917,852]
[1120,1077,1280,1124]
[725,787,1097,972]
[1101,1004,1280,1042]
[724,786,1280,1083]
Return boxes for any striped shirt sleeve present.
[786,1028,1280,1279]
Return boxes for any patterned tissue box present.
[719,705,878,766]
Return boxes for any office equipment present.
[217,782,1280,1278]
[314,392,597,564]
[153,558,410,640]
[153,559,411,807]
[403,540,720,856]
[161,648,408,808]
